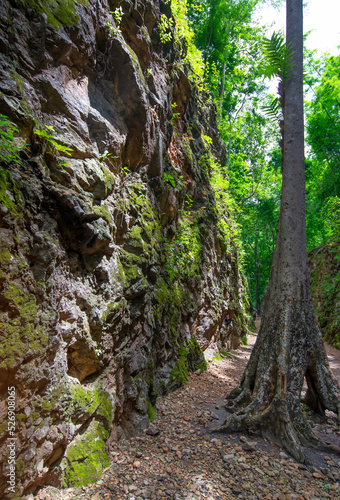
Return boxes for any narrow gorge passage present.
[31,328,340,500]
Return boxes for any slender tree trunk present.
[219,62,226,110]
[219,0,340,462]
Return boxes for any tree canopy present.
[176,0,340,307]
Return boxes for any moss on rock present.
[0,167,23,217]
[0,279,50,368]
[20,0,86,28]
[170,346,189,387]
[102,297,128,323]
[71,385,115,422]
[169,337,206,388]
[93,204,113,225]
[187,336,207,372]
[147,400,156,421]
[63,421,110,487]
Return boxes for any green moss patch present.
[147,400,156,421]
[20,0,87,27]
[187,336,208,372]
[212,352,223,363]
[71,385,115,422]
[170,337,206,388]
[0,280,50,367]
[170,346,189,387]
[0,167,23,217]
[102,297,127,324]
[63,421,110,486]
[93,204,113,225]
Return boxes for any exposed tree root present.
[217,298,340,463]
[219,394,340,463]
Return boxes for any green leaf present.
[261,97,282,121]
[260,32,294,83]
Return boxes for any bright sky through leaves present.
[255,0,340,55]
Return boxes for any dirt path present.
[325,344,340,385]
[29,331,340,500]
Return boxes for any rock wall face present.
[308,239,340,349]
[0,0,249,495]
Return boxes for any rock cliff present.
[308,239,340,350]
[0,0,249,495]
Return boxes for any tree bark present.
[219,0,340,462]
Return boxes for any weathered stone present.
[57,423,76,443]
[22,445,37,462]
[0,0,249,495]
[33,424,50,443]
[242,440,257,452]
[145,424,160,436]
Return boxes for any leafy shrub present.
[34,125,73,156]
[0,115,24,164]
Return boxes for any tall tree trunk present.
[219,0,340,462]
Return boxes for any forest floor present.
[30,321,340,500]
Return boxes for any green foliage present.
[171,103,181,125]
[159,14,174,43]
[0,115,25,164]
[261,96,282,121]
[260,31,294,83]
[305,53,340,248]
[164,172,176,187]
[321,197,340,239]
[171,0,205,83]
[34,125,73,156]
[106,7,123,38]
[112,6,123,25]
[237,155,281,307]
[215,101,281,306]
[201,133,213,144]
[186,0,263,116]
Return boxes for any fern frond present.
[261,97,282,121]
[260,32,294,83]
